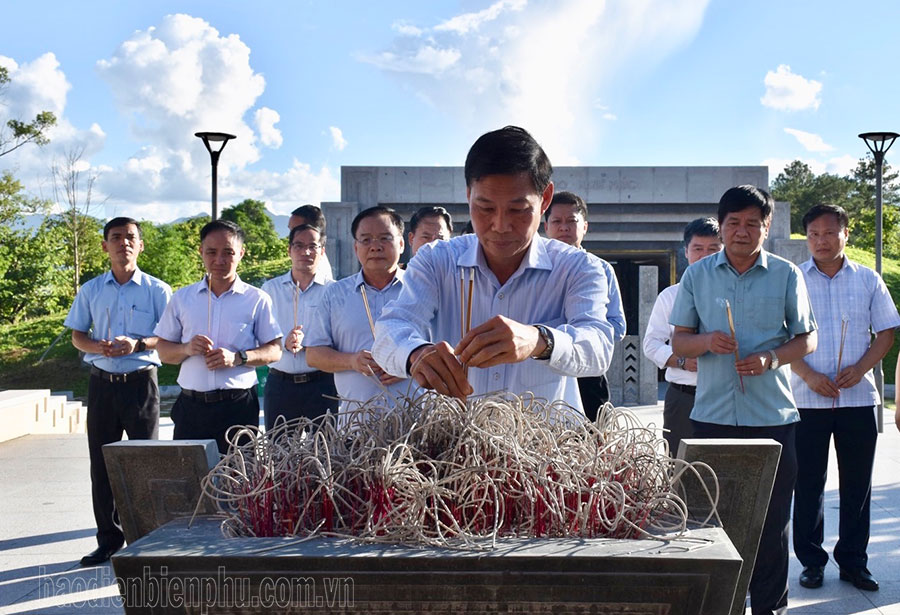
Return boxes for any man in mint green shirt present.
[671,185,817,615]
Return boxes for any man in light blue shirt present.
[543,190,625,418]
[373,126,615,413]
[64,217,171,566]
[790,204,899,592]
[261,223,337,429]
[671,185,817,615]
[306,207,412,413]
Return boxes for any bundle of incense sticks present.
[833,317,849,409]
[360,285,376,338]
[292,280,300,355]
[106,306,112,341]
[459,268,474,378]
[724,299,744,394]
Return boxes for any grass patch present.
[0,313,179,399]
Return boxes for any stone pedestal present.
[112,517,741,614]
[103,439,220,544]
[676,438,781,615]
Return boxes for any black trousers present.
[578,375,610,421]
[263,371,338,431]
[692,420,797,615]
[793,406,876,571]
[172,388,259,454]
[662,384,695,456]
[87,367,159,550]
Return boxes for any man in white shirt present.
[306,207,411,412]
[791,204,900,592]
[261,223,337,430]
[408,206,453,257]
[155,220,282,453]
[642,217,721,454]
[372,126,615,412]
[544,190,625,419]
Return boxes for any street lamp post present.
[195,131,236,220]
[858,131,898,433]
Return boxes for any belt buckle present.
[294,373,310,384]
[203,391,220,403]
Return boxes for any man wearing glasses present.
[260,223,337,430]
[306,206,412,412]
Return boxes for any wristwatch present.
[767,349,779,370]
[532,325,554,360]
[238,349,249,366]
[135,338,147,352]
[676,356,686,369]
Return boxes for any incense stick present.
[206,273,212,338]
[833,317,849,409]
[106,307,111,341]
[464,269,474,379]
[292,279,300,355]
[460,269,465,342]
[360,285,376,338]
[724,300,744,394]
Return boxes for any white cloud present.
[255,107,283,148]
[601,112,617,121]
[761,65,822,111]
[361,0,710,164]
[391,21,424,37]
[434,0,527,35]
[329,126,347,151]
[784,128,833,152]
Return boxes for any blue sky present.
[1,0,897,222]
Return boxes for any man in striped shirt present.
[791,203,900,592]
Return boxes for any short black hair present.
[464,125,552,193]
[290,204,326,232]
[289,223,325,245]
[461,220,474,235]
[409,206,453,235]
[717,185,773,225]
[351,206,404,238]
[545,191,587,222]
[683,217,720,245]
[200,219,246,244]
[802,203,849,232]
[104,217,141,240]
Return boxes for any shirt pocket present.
[226,321,256,350]
[750,295,786,330]
[129,309,156,337]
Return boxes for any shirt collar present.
[457,234,552,281]
[353,268,404,291]
[195,275,247,295]
[803,255,855,277]
[281,269,329,288]
[103,267,144,287]
[715,248,768,273]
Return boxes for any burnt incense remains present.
[198,392,720,550]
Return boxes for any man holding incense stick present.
[670,185,817,615]
[543,190,625,419]
[65,217,171,566]
[790,204,899,592]
[261,223,337,430]
[155,220,282,453]
[372,126,615,414]
[306,206,411,412]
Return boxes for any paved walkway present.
[1,401,899,614]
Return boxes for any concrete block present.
[639,266,659,405]
[113,516,741,615]
[676,438,781,615]
[586,167,622,202]
[103,439,220,544]
[772,238,809,265]
[339,167,378,208]
[651,167,689,203]
[420,167,455,203]
[553,167,589,196]
[392,167,422,202]
[619,167,654,202]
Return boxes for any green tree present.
[0,65,57,158]
[221,199,283,267]
[770,161,854,233]
[0,221,69,323]
[845,155,900,256]
[139,217,207,289]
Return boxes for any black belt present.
[670,382,697,395]
[180,388,251,403]
[90,365,155,384]
[268,368,325,384]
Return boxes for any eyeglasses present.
[290,242,322,253]
[355,235,396,246]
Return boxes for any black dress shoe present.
[839,567,879,591]
[799,565,824,588]
[80,544,123,567]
